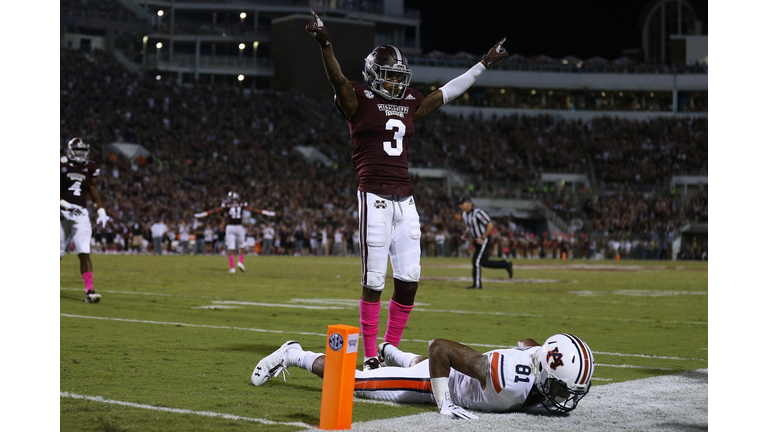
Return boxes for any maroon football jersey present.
[221,201,248,225]
[60,156,100,208]
[335,81,424,197]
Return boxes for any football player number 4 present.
[383,119,405,156]
[68,181,82,196]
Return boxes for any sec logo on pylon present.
[329,332,344,351]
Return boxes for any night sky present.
[405,0,707,59]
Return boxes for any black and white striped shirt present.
[462,207,492,239]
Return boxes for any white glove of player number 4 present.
[194,212,208,218]
[96,208,110,227]
[439,392,478,420]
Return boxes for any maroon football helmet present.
[67,137,90,164]
[362,45,412,100]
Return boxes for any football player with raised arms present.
[60,137,111,303]
[251,333,594,419]
[305,9,509,369]
[195,192,276,273]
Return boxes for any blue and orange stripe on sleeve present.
[489,352,505,393]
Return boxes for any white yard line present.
[60,314,708,363]
[60,313,330,338]
[60,392,312,428]
[59,287,707,326]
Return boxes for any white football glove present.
[194,212,208,218]
[261,210,276,217]
[60,199,73,210]
[96,208,110,227]
[439,392,478,420]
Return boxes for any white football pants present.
[225,224,246,250]
[60,207,92,256]
[357,191,421,291]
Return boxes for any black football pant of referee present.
[470,239,508,288]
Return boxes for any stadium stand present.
[60,0,707,260]
[60,46,706,260]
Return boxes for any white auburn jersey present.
[450,346,540,412]
[353,346,541,412]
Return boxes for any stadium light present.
[155,75,161,81]
[253,41,260,49]
[156,42,163,49]
[143,36,148,43]
[239,43,246,50]
[157,10,164,17]
[650,92,655,98]
[240,12,247,19]
[500,89,506,94]
[601,92,606,97]
[531,89,537,95]
[238,75,245,81]
[619,92,624,97]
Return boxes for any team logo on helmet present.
[535,333,594,413]
[546,348,564,370]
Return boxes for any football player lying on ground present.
[251,333,594,419]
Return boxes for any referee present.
[457,195,513,289]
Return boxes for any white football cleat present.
[378,342,395,367]
[439,392,478,420]
[237,262,246,272]
[229,268,236,274]
[251,341,302,386]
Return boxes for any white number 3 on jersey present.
[383,119,406,156]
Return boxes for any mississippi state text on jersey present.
[336,81,424,197]
[60,156,100,208]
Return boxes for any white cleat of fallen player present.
[251,341,302,386]
[237,262,246,272]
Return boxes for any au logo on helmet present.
[546,347,565,370]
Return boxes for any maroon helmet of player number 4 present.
[362,45,413,100]
[67,137,90,164]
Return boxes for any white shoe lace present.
[270,361,291,382]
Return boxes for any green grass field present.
[60,255,708,431]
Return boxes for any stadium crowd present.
[61,48,707,260]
